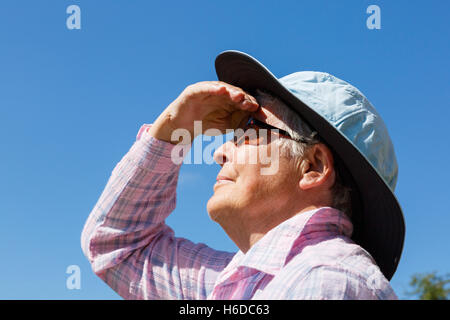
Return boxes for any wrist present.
[147,109,193,145]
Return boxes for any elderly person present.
[81,51,405,300]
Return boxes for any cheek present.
[242,161,298,201]
[236,169,278,205]
[235,163,260,188]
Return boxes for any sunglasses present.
[233,116,312,146]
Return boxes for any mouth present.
[214,175,235,190]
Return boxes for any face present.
[206,105,301,228]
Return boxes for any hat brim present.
[215,50,405,280]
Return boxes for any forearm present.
[81,125,233,299]
[81,125,182,285]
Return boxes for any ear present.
[299,144,335,191]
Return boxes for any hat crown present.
[279,71,398,191]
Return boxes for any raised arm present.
[81,82,259,299]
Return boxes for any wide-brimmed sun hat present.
[215,50,405,280]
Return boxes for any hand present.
[148,81,259,144]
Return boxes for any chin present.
[206,194,231,223]
[206,197,221,222]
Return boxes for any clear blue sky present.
[0,0,448,299]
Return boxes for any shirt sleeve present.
[80,124,234,300]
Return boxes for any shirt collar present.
[235,206,353,275]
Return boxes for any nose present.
[213,140,235,166]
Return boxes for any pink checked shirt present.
[81,125,398,300]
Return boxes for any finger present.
[228,89,246,103]
[223,86,257,106]
[239,101,257,113]
[242,93,259,111]
[245,93,258,106]
[191,81,228,96]
[215,81,249,96]
[198,82,259,113]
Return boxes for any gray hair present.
[254,89,353,218]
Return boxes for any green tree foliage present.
[407,272,450,300]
